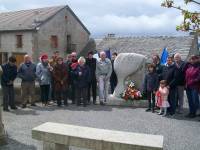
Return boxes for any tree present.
[161,0,200,33]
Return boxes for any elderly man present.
[174,53,186,113]
[18,54,37,108]
[96,51,112,105]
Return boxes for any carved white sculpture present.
[113,53,146,98]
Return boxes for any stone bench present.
[32,122,164,150]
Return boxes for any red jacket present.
[185,64,200,92]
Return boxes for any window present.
[16,35,23,48]
[51,35,58,48]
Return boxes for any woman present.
[36,54,53,106]
[185,55,200,118]
[73,57,90,107]
[53,57,68,107]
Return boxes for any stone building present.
[96,34,199,62]
[0,5,90,66]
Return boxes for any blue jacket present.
[73,64,91,88]
[143,72,159,92]
[1,63,17,86]
[18,62,36,82]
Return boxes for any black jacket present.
[110,60,117,83]
[174,60,186,86]
[86,58,96,81]
[1,63,17,86]
[162,64,176,88]
[73,64,91,88]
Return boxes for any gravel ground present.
[0,103,200,150]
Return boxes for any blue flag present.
[104,49,111,59]
[160,48,168,65]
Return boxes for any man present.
[18,55,37,108]
[162,56,177,115]
[110,52,118,94]
[1,56,18,111]
[86,51,97,104]
[96,51,112,105]
[69,52,78,104]
[174,53,186,113]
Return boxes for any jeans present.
[110,79,117,94]
[21,81,35,105]
[55,90,68,106]
[76,87,87,106]
[87,79,97,103]
[98,75,109,102]
[147,91,155,111]
[40,85,50,104]
[168,87,177,115]
[177,86,184,112]
[2,85,16,109]
[186,88,200,115]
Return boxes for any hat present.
[41,54,48,60]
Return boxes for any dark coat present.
[73,64,91,88]
[143,72,159,92]
[1,63,17,86]
[110,60,118,83]
[53,63,68,91]
[162,64,176,88]
[174,60,186,86]
[154,63,163,81]
[86,58,96,81]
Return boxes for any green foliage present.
[161,0,200,33]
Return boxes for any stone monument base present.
[107,95,148,107]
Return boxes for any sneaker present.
[10,106,18,110]
[3,108,10,112]
[158,112,163,115]
[100,101,105,106]
[185,113,196,118]
[21,104,27,109]
[31,103,37,107]
[145,108,151,112]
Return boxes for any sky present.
[0,0,197,38]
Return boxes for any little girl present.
[156,80,170,116]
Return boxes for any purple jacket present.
[185,63,200,92]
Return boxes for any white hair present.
[174,53,181,59]
[78,56,86,64]
[100,51,106,56]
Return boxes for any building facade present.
[0,5,90,66]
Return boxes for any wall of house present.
[35,7,90,60]
[0,31,33,65]
[65,8,90,54]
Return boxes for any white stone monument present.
[108,53,147,107]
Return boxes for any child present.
[143,64,159,112]
[156,80,170,116]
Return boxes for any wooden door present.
[12,53,26,68]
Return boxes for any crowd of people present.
[0,50,199,120]
[0,51,118,111]
[143,53,200,119]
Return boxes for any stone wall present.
[96,36,198,62]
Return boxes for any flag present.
[160,48,168,65]
[104,49,111,59]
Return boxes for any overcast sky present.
[0,0,197,38]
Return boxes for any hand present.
[61,81,63,85]
[167,86,170,89]
[7,81,13,85]
[79,72,82,76]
